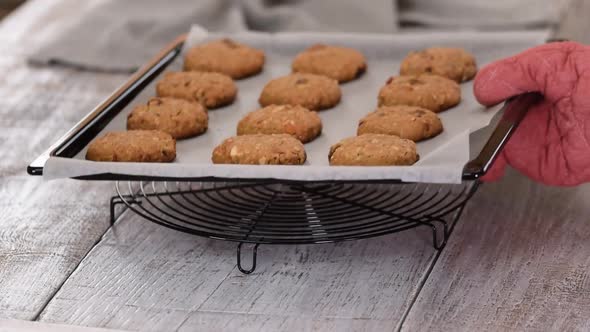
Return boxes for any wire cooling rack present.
[111,180,479,273]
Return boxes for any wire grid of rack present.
[111,180,479,273]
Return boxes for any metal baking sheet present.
[43,26,548,183]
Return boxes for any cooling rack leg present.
[237,243,260,274]
[429,217,449,250]
[110,196,125,225]
[430,223,446,250]
[430,200,470,250]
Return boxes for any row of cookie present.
[84,39,355,162]
[320,47,479,166]
[85,43,474,165]
[211,133,420,167]
[334,47,480,166]
[162,46,475,165]
[184,38,368,112]
[205,47,477,150]
[84,105,431,166]
[85,40,254,161]
[107,42,474,129]
[85,74,331,161]
[85,78,462,165]
[207,41,358,165]
[321,105,439,167]
[86,100,322,162]
[85,74,224,161]
[377,48,477,118]
[211,104,437,167]
[247,47,477,154]
[137,39,365,144]
[259,43,367,111]
[184,39,338,165]
[85,128,420,167]
[155,70,341,111]
[185,38,367,83]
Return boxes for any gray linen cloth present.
[399,0,565,29]
[28,0,397,72]
[28,0,562,72]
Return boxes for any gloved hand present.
[474,41,590,186]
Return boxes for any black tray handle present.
[27,35,188,176]
[462,92,543,180]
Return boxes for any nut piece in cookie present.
[237,105,322,143]
[358,105,443,142]
[127,97,208,139]
[329,134,418,166]
[259,73,341,111]
[156,71,237,109]
[400,47,477,83]
[378,74,460,113]
[184,38,265,79]
[292,44,367,83]
[86,130,176,162]
[212,134,306,165]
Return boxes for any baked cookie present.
[156,71,237,109]
[329,134,418,166]
[259,73,341,110]
[400,47,477,83]
[237,105,322,143]
[357,105,443,142]
[212,134,306,165]
[184,38,265,79]
[127,97,208,139]
[378,75,460,113]
[86,130,176,162]
[292,44,367,82]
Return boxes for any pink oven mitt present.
[474,41,590,186]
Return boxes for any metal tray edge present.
[27,34,543,183]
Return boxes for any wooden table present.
[1,1,589,331]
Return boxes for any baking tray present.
[27,32,544,183]
[26,31,549,272]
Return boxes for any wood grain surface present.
[0,0,126,321]
[0,177,113,320]
[0,318,124,332]
[401,5,590,330]
[402,170,590,331]
[37,210,440,331]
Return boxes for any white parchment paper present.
[44,27,548,183]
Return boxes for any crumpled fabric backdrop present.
[28,0,397,72]
[28,0,562,73]
[398,0,565,29]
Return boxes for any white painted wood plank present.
[401,170,590,331]
[401,3,590,331]
[177,312,396,332]
[0,319,126,332]
[36,212,238,330]
[38,207,440,331]
[0,59,123,318]
[0,177,115,320]
[0,2,126,319]
[197,233,436,321]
